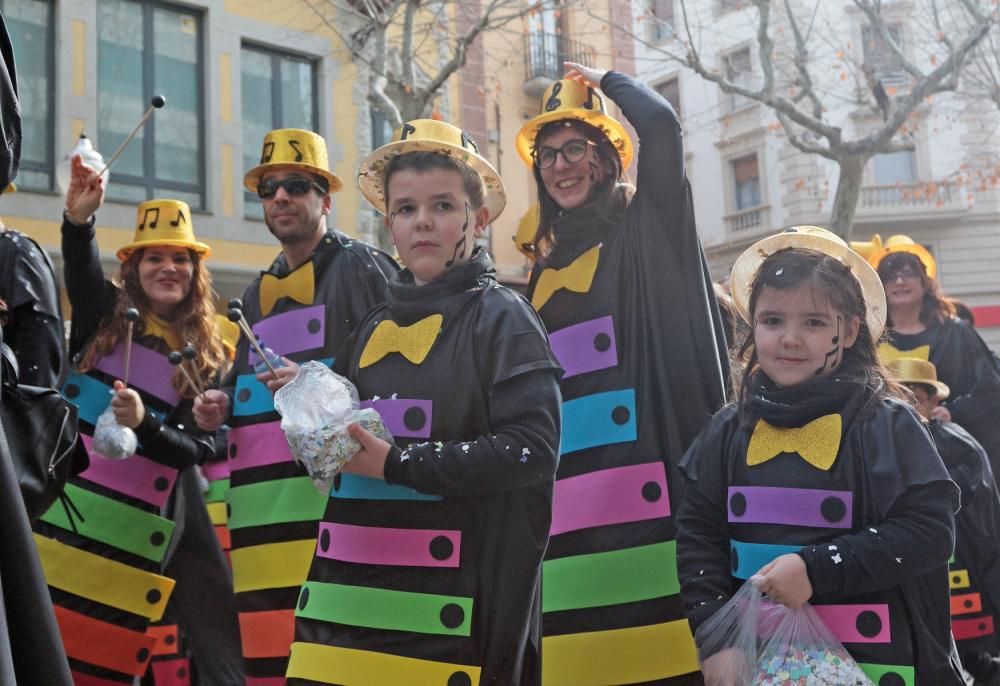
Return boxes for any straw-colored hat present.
[357,119,506,222]
[730,226,887,337]
[888,357,950,399]
[117,199,211,261]
[515,79,633,169]
[851,233,937,279]
[243,128,343,194]
[513,203,539,258]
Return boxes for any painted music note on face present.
[170,209,186,228]
[261,142,275,164]
[288,140,304,162]
[814,316,843,376]
[444,203,472,268]
[140,207,160,231]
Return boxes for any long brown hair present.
[877,252,955,328]
[79,247,227,399]
[737,248,907,415]
[530,119,630,260]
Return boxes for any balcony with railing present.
[855,181,970,222]
[524,32,597,96]
[724,205,771,237]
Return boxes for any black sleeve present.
[600,70,684,210]
[61,216,118,360]
[800,481,955,598]
[676,411,741,634]
[132,398,222,471]
[944,324,1000,439]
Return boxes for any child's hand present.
[700,647,746,686]
[753,554,813,609]
[193,389,229,431]
[342,423,390,480]
[257,357,298,393]
[111,380,145,429]
[65,154,105,225]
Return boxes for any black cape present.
[677,392,964,686]
[525,71,729,685]
[289,250,562,685]
[222,229,396,681]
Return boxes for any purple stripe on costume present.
[315,522,461,568]
[814,604,891,644]
[727,486,852,528]
[227,422,294,471]
[551,462,669,536]
[201,460,230,481]
[79,435,178,507]
[360,398,433,439]
[249,305,325,365]
[94,342,179,406]
[548,316,618,379]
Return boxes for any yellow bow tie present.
[531,245,601,311]
[879,342,930,363]
[142,314,183,351]
[359,314,443,368]
[259,261,315,316]
[746,414,842,471]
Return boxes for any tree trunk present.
[827,154,869,241]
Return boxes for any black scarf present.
[743,365,870,429]
[386,247,495,323]
[545,195,622,269]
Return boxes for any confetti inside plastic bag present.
[273,361,392,493]
[91,406,138,459]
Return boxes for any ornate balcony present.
[524,32,596,97]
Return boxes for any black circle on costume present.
[136,648,149,663]
[298,587,309,611]
[146,589,162,605]
[319,528,331,553]
[820,496,847,523]
[611,406,630,425]
[177,667,187,678]
[229,442,238,458]
[855,610,882,638]
[226,503,231,519]
[448,674,472,686]
[430,536,454,561]
[333,473,342,491]
[965,599,974,609]
[953,574,963,584]
[594,333,611,352]
[404,406,427,432]
[165,634,176,646]
[980,622,988,631]
[237,388,251,403]
[879,673,905,686]
[307,318,321,334]
[154,476,169,491]
[641,481,662,502]
[150,531,166,547]
[730,545,739,574]
[440,603,465,629]
[729,492,747,516]
[64,384,79,399]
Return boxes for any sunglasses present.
[256,177,327,199]
[532,138,596,169]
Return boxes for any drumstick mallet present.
[98,95,166,177]
[180,344,208,397]
[227,300,279,380]
[168,350,207,398]
[122,307,140,387]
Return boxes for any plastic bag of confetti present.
[753,596,873,686]
[273,361,392,493]
[695,579,762,686]
[91,406,138,459]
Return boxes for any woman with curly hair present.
[31,155,242,684]
[864,234,1000,478]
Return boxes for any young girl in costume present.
[517,62,729,686]
[852,234,1000,480]
[31,156,242,684]
[286,120,562,685]
[677,226,964,686]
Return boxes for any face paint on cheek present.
[814,315,843,376]
[444,203,471,269]
[587,159,599,184]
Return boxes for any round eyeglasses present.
[532,138,595,169]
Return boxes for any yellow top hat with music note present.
[515,79,634,169]
[730,225,887,337]
[513,203,539,258]
[852,233,937,279]
[117,199,211,261]
[888,357,950,399]
[243,128,343,194]
[357,119,506,222]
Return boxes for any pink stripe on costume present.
[227,421,293,471]
[316,522,461,568]
[551,462,669,536]
[79,435,178,507]
[814,604,890,644]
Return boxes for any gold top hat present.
[849,233,882,263]
[2,182,15,195]
[513,203,539,258]
[357,119,506,222]
[858,234,937,279]
[243,128,343,194]
[515,79,634,169]
[117,199,211,261]
[730,225,887,337]
[888,357,950,399]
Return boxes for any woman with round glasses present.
[515,62,730,684]
[858,234,1000,475]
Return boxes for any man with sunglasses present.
[194,128,396,682]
